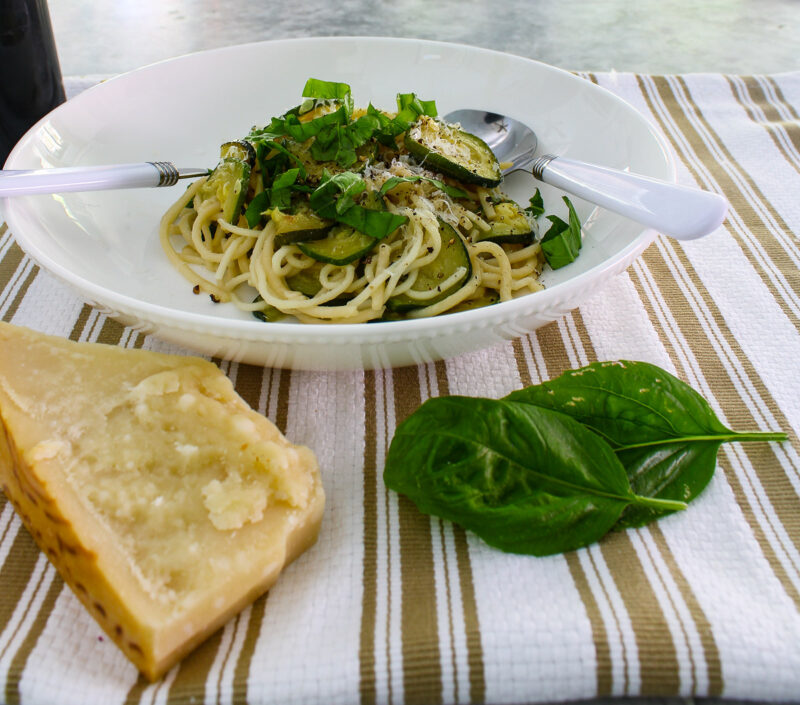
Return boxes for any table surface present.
[48,0,800,77]
[4,3,800,705]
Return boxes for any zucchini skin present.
[296,224,377,266]
[386,220,471,312]
[220,141,256,167]
[198,159,251,224]
[286,262,353,305]
[270,208,332,248]
[473,201,536,245]
[404,117,502,188]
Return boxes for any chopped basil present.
[310,173,407,239]
[541,196,582,269]
[302,78,354,115]
[245,191,269,227]
[524,189,545,217]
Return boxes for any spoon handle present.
[534,156,727,241]
[0,163,207,197]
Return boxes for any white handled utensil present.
[0,162,207,197]
[446,109,728,240]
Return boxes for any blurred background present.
[47,0,800,77]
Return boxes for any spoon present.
[445,109,728,241]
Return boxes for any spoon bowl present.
[445,109,728,241]
[446,110,539,172]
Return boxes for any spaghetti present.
[160,80,545,324]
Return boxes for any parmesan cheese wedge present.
[0,322,324,680]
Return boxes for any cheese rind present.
[0,322,324,680]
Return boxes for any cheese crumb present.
[202,476,268,531]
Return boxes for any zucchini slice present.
[387,220,472,312]
[404,116,502,187]
[296,224,377,266]
[286,262,353,304]
[220,140,256,167]
[198,158,251,224]
[294,188,386,264]
[270,207,332,247]
[251,296,287,323]
[449,289,500,313]
[473,201,535,244]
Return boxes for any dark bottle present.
[0,0,66,166]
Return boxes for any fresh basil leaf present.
[525,189,545,218]
[302,78,354,114]
[335,175,367,214]
[334,207,408,239]
[245,191,270,228]
[366,93,437,146]
[247,115,291,142]
[284,106,349,143]
[614,440,721,528]
[506,360,782,448]
[505,360,786,526]
[541,196,582,269]
[250,166,304,212]
[350,113,383,147]
[310,172,364,211]
[257,140,307,184]
[367,104,403,145]
[396,92,438,120]
[384,396,685,556]
[309,173,407,238]
[379,175,468,200]
[271,167,301,190]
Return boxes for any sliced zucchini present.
[386,220,472,312]
[270,207,332,247]
[404,116,502,187]
[220,140,256,167]
[286,262,326,297]
[449,289,500,313]
[296,224,377,265]
[198,158,251,223]
[473,201,535,244]
[251,296,287,322]
[286,262,353,304]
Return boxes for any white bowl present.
[3,37,672,370]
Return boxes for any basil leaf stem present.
[505,360,787,528]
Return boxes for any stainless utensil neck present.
[147,161,180,187]
[531,154,557,180]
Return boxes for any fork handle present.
[0,162,207,197]
[533,155,728,241]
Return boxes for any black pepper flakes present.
[192,285,200,295]
[210,294,220,303]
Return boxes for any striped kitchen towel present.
[1,71,799,705]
